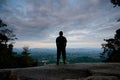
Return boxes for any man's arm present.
[64,37,67,47]
[56,38,59,48]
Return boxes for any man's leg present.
[62,49,66,64]
[57,49,61,65]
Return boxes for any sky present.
[0,0,120,48]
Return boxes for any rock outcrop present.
[0,63,120,80]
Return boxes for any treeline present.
[100,0,120,62]
[100,28,120,62]
[0,19,38,69]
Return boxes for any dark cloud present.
[0,0,120,47]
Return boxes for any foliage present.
[0,19,38,68]
[111,0,120,7]
[110,0,120,22]
[0,19,17,68]
[16,47,38,67]
[0,19,17,44]
[100,28,120,62]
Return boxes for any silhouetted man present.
[56,31,67,65]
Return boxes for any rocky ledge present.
[0,63,120,80]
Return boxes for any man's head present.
[59,31,63,36]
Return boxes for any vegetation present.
[100,28,120,62]
[16,47,38,67]
[110,0,120,22]
[111,0,120,7]
[100,0,120,62]
[0,19,38,68]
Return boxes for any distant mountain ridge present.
[13,48,102,55]
[13,48,102,64]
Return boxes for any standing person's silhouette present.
[56,31,67,65]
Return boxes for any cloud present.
[0,0,120,48]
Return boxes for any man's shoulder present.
[56,36,60,40]
[56,36,60,39]
[62,36,67,39]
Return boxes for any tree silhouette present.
[100,0,120,62]
[110,0,120,22]
[15,47,38,67]
[0,19,38,68]
[0,19,17,44]
[0,19,16,56]
[111,0,120,7]
[100,28,120,62]
[22,46,30,56]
